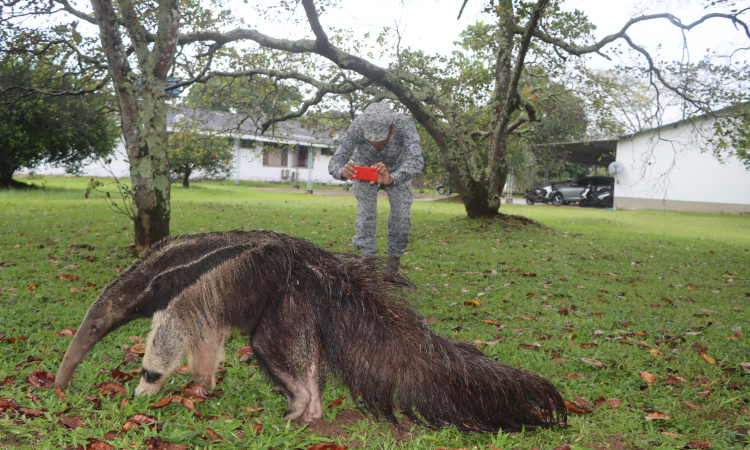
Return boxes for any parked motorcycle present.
[524,185,563,206]
[579,183,614,208]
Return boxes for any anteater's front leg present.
[187,328,227,391]
[135,311,186,395]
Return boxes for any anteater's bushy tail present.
[317,256,567,432]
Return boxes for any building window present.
[320,147,334,156]
[263,143,288,167]
[239,138,255,149]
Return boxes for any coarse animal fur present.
[57,230,566,432]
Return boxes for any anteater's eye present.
[91,324,100,332]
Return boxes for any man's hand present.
[371,162,393,185]
[341,162,357,180]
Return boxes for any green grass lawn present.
[1,176,749,450]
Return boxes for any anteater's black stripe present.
[136,242,260,316]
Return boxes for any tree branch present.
[507,0,549,115]
[53,0,99,25]
[520,12,749,57]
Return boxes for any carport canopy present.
[537,139,617,166]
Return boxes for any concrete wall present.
[614,115,750,214]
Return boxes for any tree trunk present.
[0,169,31,189]
[130,84,172,250]
[89,0,178,251]
[182,167,191,188]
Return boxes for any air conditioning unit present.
[281,169,290,179]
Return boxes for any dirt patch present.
[586,435,631,450]
[301,410,413,446]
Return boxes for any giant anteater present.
[56,230,566,431]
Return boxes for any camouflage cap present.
[362,103,394,142]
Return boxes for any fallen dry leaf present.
[645,411,671,420]
[252,423,263,433]
[164,444,189,450]
[579,358,603,367]
[660,431,680,439]
[663,376,686,385]
[95,382,126,398]
[151,397,174,409]
[28,370,55,389]
[236,345,254,356]
[423,317,438,324]
[183,385,209,400]
[699,352,716,364]
[1,376,14,386]
[85,439,114,450]
[551,445,571,450]
[128,413,157,425]
[121,421,139,432]
[0,398,20,410]
[307,444,349,450]
[564,373,582,379]
[327,394,346,408]
[518,343,541,350]
[58,413,85,429]
[110,369,133,381]
[55,388,67,401]
[739,362,750,374]
[57,274,79,281]
[580,343,598,349]
[205,428,222,441]
[640,372,658,385]
[687,441,713,449]
[683,401,701,411]
[103,430,119,440]
[53,328,76,337]
[564,400,592,414]
[129,343,146,354]
[574,394,593,409]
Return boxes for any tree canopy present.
[0,56,119,188]
[168,122,234,188]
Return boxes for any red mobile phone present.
[350,166,379,182]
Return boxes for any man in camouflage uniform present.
[328,103,424,265]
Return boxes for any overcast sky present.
[313,0,748,69]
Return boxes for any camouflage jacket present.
[328,113,424,186]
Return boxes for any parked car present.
[554,176,614,204]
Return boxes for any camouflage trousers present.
[352,180,413,258]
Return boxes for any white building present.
[544,110,750,214]
[25,107,344,185]
[613,112,750,214]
